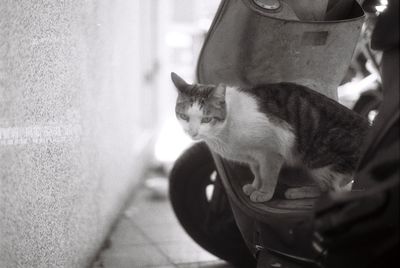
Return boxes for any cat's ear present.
[171,72,189,92]
[214,84,226,98]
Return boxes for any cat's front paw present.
[242,184,256,196]
[250,190,273,203]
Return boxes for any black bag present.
[314,1,399,266]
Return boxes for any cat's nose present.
[188,129,198,137]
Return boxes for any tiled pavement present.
[93,177,233,268]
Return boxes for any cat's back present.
[242,82,368,130]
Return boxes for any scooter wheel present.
[169,142,256,267]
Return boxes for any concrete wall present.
[0,1,157,267]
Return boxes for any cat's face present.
[171,72,226,140]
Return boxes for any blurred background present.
[0,0,220,267]
[0,0,385,267]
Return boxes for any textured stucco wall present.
[0,1,154,267]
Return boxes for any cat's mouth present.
[191,135,201,140]
[189,133,202,140]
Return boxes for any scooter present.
[169,1,382,267]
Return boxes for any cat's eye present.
[201,117,212,124]
[178,114,189,121]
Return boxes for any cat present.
[171,72,370,203]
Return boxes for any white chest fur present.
[204,87,297,166]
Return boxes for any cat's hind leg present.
[310,166,354,193]
[250,153,284,202]
[242,162,261,196]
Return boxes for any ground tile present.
[110,218,151,246]
[177,261,233,268]
[157,241,219,264]
[139,223,192,243]
[101,244,172,268]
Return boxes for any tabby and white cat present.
[171,72,369,203]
